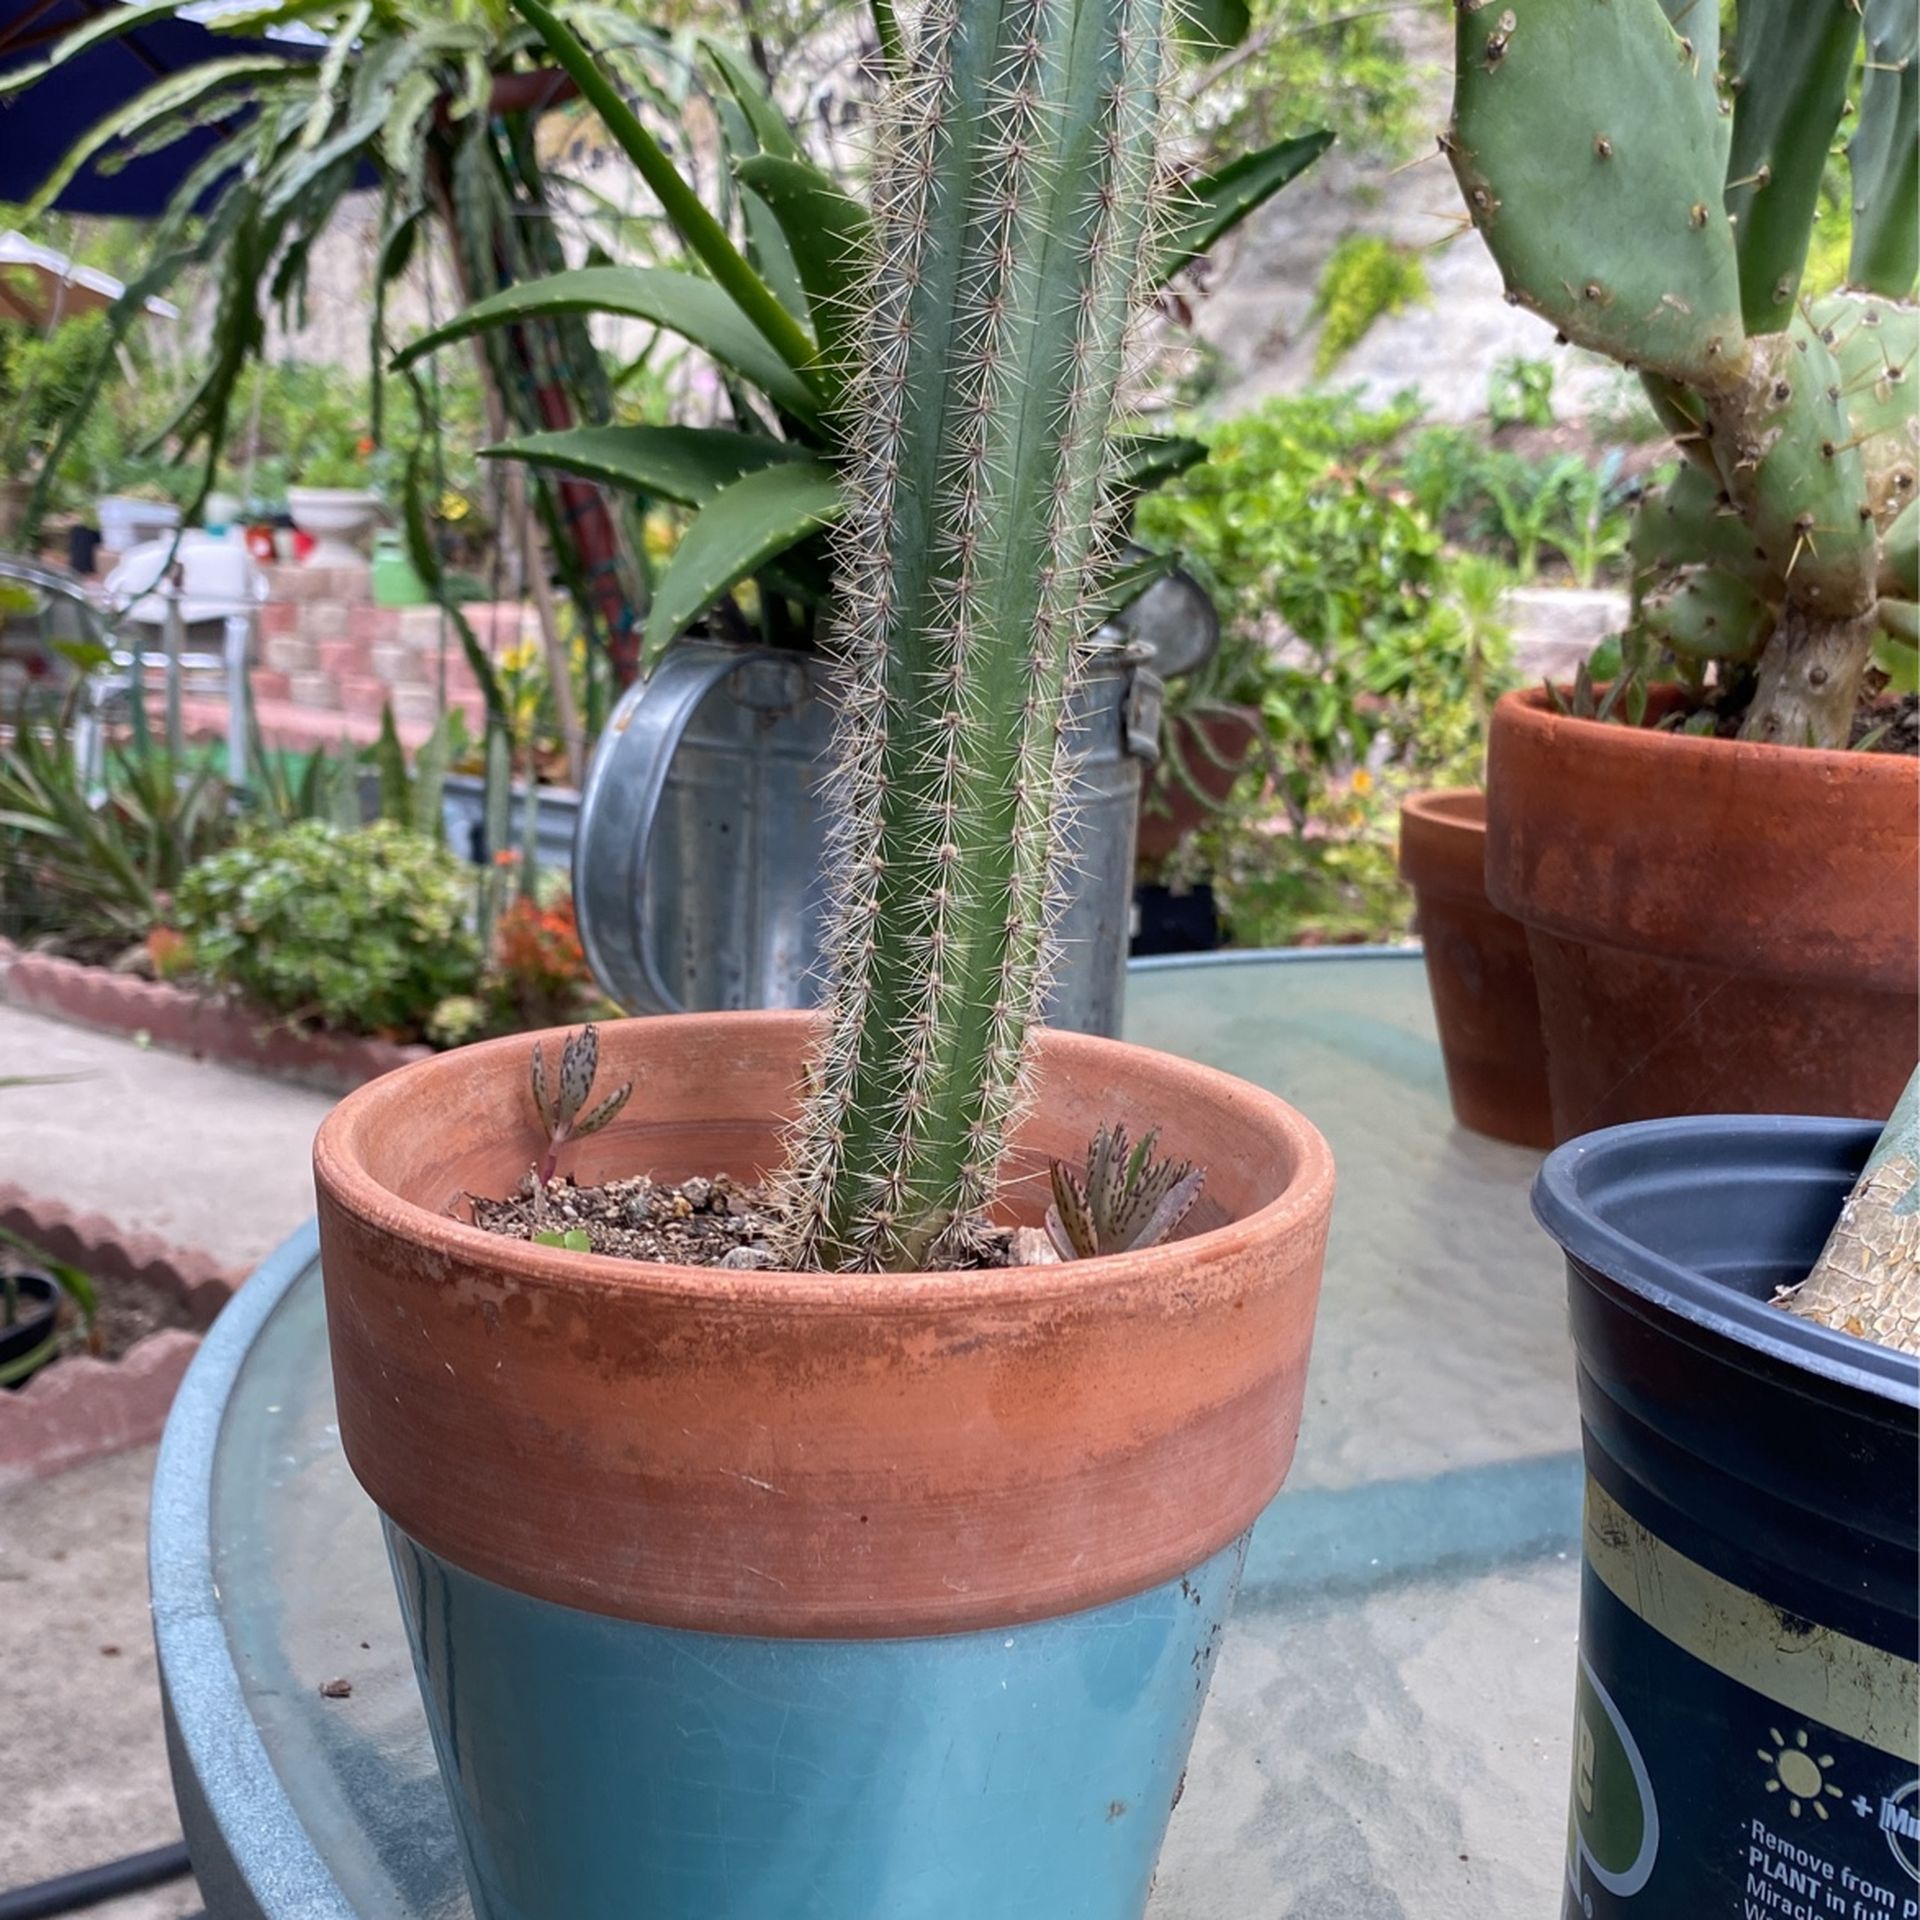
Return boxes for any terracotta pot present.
[1485,688,1919,1139]
[314,1011,1334,1919]
[1135,706,1261,867]
[1398,789,1553,1148]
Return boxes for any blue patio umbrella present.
[0,0,321,217]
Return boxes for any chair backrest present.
[105,532,266,627]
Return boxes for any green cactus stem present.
[1849,0,1920,300]
[1723,0,1861,335]
[772,0,1169,1273]
[1450,0,1916,750]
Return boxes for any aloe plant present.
[1448,0,1918,748]
[397,0,1331,668]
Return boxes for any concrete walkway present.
[1,1005,337,1914]
[0,1001,334,1274]
[0,1445,204,1919]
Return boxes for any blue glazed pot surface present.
[388,1525,1247,1920]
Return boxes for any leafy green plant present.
[1487,355,1556,431]
[1399,428,1643,588]
[1449,0,1919,745]
[1137,394,1519,946]
[1138,392,1510,810]
[1548,453,1634,592]
[398,0,1333,669]
[0,723,228,953]
[1309,234,1428,378]
[174,821,481,1038]
[1184,0,1427,169]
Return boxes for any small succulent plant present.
[1046,1124,1205,1261]
[530,1024,632,1186]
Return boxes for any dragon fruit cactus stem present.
[772,0,1170,1273]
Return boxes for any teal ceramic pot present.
[315,1012,1335,1920]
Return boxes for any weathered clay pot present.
[315,1011,1334,1920]
[1398,788,1553,1148]
[1135,706,1262,867]
[1485,688,1919,1139]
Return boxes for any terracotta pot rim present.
[314,1009,1336,1305]
[316,1011,1336,1634]
[1398,787,1490,903]
[1500,683,1907,772]
[1401,787,1487,826]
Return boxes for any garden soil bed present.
[0,940,429,1094]
[0,1184,240,1487]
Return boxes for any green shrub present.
[175,821,480,1038]
[1137,392,1519,945]
[1310,235,1428,377]
[1486,355,1555,431]
[1137,391,1507,797]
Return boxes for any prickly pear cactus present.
[1448,0,1919,748]
[773,0,1169,1272]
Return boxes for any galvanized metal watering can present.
[574,637,1162,1037]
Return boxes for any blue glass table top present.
[151,951,1582,1919]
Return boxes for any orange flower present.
[146,926,195,982]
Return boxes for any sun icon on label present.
[1758,1728,1844,1819]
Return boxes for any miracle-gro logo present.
[1567,1655,1660,1907]
[1881,1782,1920,1883]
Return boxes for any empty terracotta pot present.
[1136,707,1262,867]
[1399,788,1554,1148]
[1485,688,1920,1139]
[314,1012,1335,1920]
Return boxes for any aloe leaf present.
[395,267,822,426]
[483,424,811,507]
[1156,129,1333,284]
[644,461,844,652]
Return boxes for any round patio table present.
[151,951,1584,1920]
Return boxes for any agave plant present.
[1448,0,1918,748]
[1,0,657,687]
[396,0,1332,666]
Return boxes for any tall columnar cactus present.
[1448,0,1919,749]
[771,0,1169,1272]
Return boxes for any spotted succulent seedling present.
[530,1024,632,1185]
[1046,1123,1204,1261]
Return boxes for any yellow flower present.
[1351,768,1373,796]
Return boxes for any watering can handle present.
[573,643,762,1016]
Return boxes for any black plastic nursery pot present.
[0,1273,61,1387]
[1534,1115,1919,1919]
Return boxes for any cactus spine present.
[773,0,1168,1273]
[1448,0,1919,749]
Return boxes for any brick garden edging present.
[0,1184,243,1487]
[0,940,428,1094]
